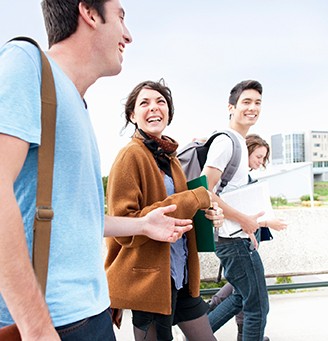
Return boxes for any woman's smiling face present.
[249,146,268,170]
[130,88,169,139]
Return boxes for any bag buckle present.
[36,206,54,221]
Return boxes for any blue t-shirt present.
[0,41,109,327]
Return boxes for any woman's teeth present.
[148,118,161,123]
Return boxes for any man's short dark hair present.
[41,0,109,48]
[228,80,263,107]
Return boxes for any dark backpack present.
[177,130,241,195]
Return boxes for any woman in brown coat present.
[105,80,222,341]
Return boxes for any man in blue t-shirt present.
[0,1,193,340]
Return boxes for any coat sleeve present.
[107,143,210,248]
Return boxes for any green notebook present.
[187,175,215,252]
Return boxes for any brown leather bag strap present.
[10,37,57,296]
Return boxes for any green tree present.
[102,176,108,214]
[102,176,108,198]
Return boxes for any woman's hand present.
[266,218,288,231]
[204,201,224,230]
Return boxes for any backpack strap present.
[9,37,57,296]
[199,130,241,196]
[196,132,224,169]
[216,130,241,195]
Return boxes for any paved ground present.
[114,287,328,341]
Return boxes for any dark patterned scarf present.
[134,129,178,177]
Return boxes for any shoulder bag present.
[0,37,56,341]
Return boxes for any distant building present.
[271,134,284,165]
[271,130,328,181]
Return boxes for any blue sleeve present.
[0,41,42,145]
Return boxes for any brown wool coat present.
[104,138,210,315]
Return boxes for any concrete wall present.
[314,171,328,181]
[199,207,328,281]
[251,162,314,201]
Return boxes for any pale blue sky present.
[2,0,328,175]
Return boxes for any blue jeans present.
[208,238,269,341]
[55,307,116,341]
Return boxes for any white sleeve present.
[204,134,233,173]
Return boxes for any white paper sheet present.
[220,180,274,236]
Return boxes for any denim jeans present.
[210,282,244,325]
[55,307,116,341]
[208,238,269,341]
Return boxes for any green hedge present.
[300,194,319,201]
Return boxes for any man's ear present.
[78,2,99,29]
[228,103,235,116]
